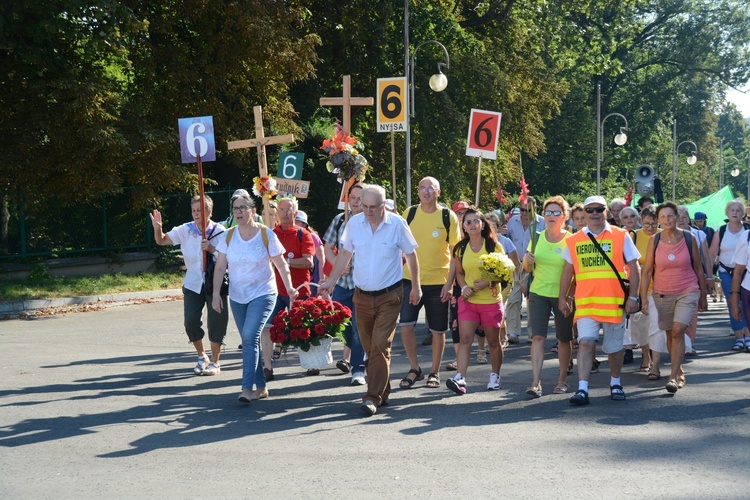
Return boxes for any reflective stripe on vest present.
[566,227,627,324]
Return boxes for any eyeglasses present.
[232,205,251,213]
[585,207,606,214]
[544,210,562,216]
[519,208,532,213]
[642,222,658,227]
[362,203,383,211]
[464,219,481,226]
[418,186,436,193]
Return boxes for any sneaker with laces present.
[569,389,589,405]
[351,372,366,386]
[446,376,467,395]
[194,355,210,375]
[203,362,221,376]
[487,372,501,390]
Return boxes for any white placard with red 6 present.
[465,109,502,160]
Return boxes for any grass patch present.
[0,272,184,302]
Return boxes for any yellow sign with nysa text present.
[376,77,407,133]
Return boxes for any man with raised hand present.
[398,177,461,391]
[559,195,641,406]
[320,184,421,416]
[322,183,366,386]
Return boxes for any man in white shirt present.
[320,184,422,416]
[505,197,546,343]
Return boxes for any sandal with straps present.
[425,373,440,388]
[732,338,745,351]
[399,368,424,389]
[477,350,487,365]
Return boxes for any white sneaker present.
[194,355,210,375]
[351,372,366,386]
[203,362,221,376]
[487,372,501,390]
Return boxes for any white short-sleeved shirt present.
[562,223,640,264]
[167,222,225,294]
[731,230,750,290]
[215,227,285,304]
[719,225,745,268]
[340,211,418,291]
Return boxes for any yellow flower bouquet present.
[478,252,515,290]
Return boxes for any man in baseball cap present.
[558,195,641,405]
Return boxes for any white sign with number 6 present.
[178,116,216,163]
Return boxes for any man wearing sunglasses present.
[558,195,641,406]
[506,197,546,344]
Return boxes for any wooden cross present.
[320,75,374,134]
[227,106,294,229]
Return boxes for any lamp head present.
[731,168,740,177]
[687,153,697,165]
[429,71,448,92]
[614,130,628,146]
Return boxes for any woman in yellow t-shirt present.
[521,196,573,397]
[446,209,505,395]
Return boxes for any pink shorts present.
[458,299,504,328]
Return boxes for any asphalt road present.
[1,298,749,498]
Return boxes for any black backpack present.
[406,205,451,243]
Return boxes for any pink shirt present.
[652,237,699,295]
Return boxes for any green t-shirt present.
[527,230,571,297]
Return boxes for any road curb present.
[0,289,184,314]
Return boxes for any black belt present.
[357,282,401,297]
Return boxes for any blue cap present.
[693,212,707,220]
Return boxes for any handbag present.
[204,253,229,296]
[204,226,228,296]
[586,232,640,313]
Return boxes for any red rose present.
[290,315,303,327]
[314,324,326,335]
[322,315,335,325]
[310,307,322,319]
[299,328,311,340]
[340,306,352,318]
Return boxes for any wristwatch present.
[628,296,641,303]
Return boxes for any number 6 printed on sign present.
[178,116,216,163]
[465,109,502,160]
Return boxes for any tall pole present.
[404,0,411,207]
[720,139,724,188]
[747,153,750,203]
[596,83,601,196]
[672,118,677,202]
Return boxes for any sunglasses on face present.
[585,207,606,214]
[544,210,562,216]
[519,208,532,213]
[464,219,481,226]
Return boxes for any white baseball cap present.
[583,195,607,208]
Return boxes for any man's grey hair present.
[362,184,387,204]
[610,198,626,210]
[277,195,299,212]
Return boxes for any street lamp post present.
[596,83,629,195]
[671,118,698,202]
[404,1,450,206]
[728,154,750,202]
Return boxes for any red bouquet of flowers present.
[269,297,352,352]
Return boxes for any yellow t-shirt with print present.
[402,205,461,285]
[462,241,503,305]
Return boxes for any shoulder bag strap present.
[586,232,628,296]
